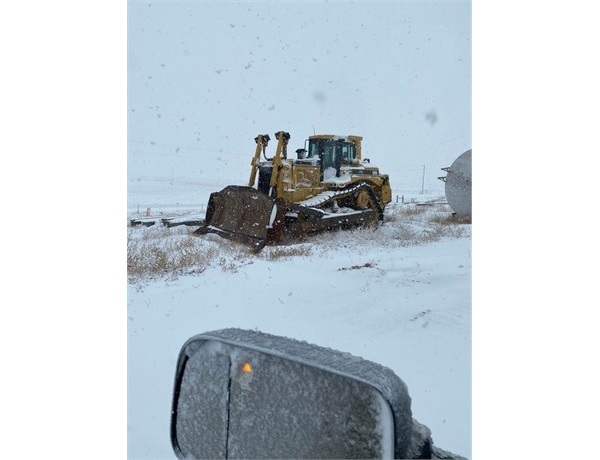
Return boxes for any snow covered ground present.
[127,171,472,459]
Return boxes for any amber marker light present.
[241,361,253,373]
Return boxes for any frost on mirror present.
[227,349,393,459]
[171,329,402,459]
[174,349,230,459]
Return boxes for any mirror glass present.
[172,339,394,459]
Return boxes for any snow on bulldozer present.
[195,131,392,250]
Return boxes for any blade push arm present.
[249,134,270,187]
[268,131,290,196]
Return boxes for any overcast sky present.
[127,0,471,189]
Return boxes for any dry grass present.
[127,226,219,282]
[428,212,472,225]
[384,204,427,223]
[378,203,470,245]
[127,202,471,282]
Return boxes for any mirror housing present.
[170,328,464,459]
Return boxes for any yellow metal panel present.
[278,162,323,202]
[249,135,266,187]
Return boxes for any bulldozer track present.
[297,181,385,220]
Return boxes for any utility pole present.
[420,165,425,194]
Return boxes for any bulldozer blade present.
[194,185,284,249]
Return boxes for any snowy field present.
[127,168,472,459]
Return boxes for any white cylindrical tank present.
[442,149,471,218]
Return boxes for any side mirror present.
[170,328,464,459]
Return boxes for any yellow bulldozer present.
[195,131,392,249]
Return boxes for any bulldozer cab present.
[306,137,358,164]
[305,136,361,181]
